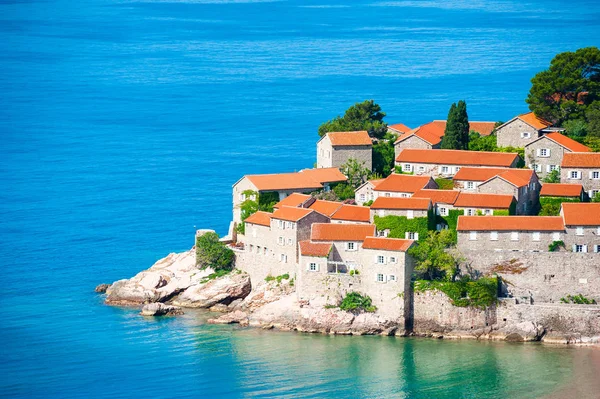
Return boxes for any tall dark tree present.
[318,100,387,139]
[441,101,469,150]
[526,47,600,126]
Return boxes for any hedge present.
[414,276,499,308]
[374,215,431,242]
[539,196,580,216]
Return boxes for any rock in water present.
[172,272,251,308]
[140,303,184,316]
[95,284,110,293]
[208,310,249,326]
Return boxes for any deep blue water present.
[2,0,600,397]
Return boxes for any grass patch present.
[265,273,290,284]
[200,269,231,283]
[435,178,455,190]
[560,294,597,304]
[414,277,498,308]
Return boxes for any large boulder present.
[208,310,249,326]
[105,249,210,305]
[172,272,251,308]
[140,303,184,317]
[491,321,545,342]
[236,278,295,312]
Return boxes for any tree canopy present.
[441,100,469,150]
[195,232,234,271]
[408,229,462,281]
[318,100,387,139]
[526,47,600,126]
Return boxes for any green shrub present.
[265,273,290,284]
[414,277,498,308]
[200,269,231,283]
[339,292,377,313]
[195,232,234,271]
[548,240,565,252]
[539,197,580,216]
[560,294,597,304]
[349,269,360,276]
[543,169,561,183]
[362,200,373,206]
[373,215,431,242]
[434,178,455,190]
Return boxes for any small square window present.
[377,255,385,264]
[439,207,448,216]
[388,275,397,282]
[469,231,477,241]
[511,232,519,241]
[347,242,356,251]
[576,227,584,236]
[532,232,540,241]
[389,256,397,263]
[593,171,600,179]
[309,263,317,271]
[287,238,293,245]
[553,232,561,241]
[490,231,498,241]
[377,273,385,282]
[575,244,584,253]
[359,194,366,201]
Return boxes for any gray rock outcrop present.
[172,272,251,308]
[140,303,184,316]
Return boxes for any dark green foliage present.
[539,196,580,216]
[196,232,235,271]
[564,119,588,137]
[592,192,600,202]
[395,165,413,174]
[494,210,510,216]
[586,100,600,137]
[372,138,395,176]
[408,230,461,280]
[332,183,355,201]
[434,178,454,190]
[373,215,431,242]
[548,240,565,252]
[362,200,373,206]
[236,190,278,234]
[560,294,597,304]
[200,269,231,283]
[526,47,600,126]
[265,273,290,283]
[436,209,461,243]
[341,158,371,188]
[339,292,377,313]
[543,169,561,183]
[318,100,387,139]
[258,192,279,211]
[441,100,469,150]
[414,276,499,308]
[468,132,497,152]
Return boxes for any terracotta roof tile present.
[492,169,534,188]
[544,133,591,153]
[299,167,348,184]
[326,131,372,146]
[246,172,323,191]
[454,192,515,209]
[311,223,376,242]
[362,237,413,252]
[412,189,459,205]
[468,122,496,136]
[457,216,564,231]
[271,206,314,222]
[562,153,600,168]
[331,204,371,222]
[308,200,343,217]
[299,240,332,257]
[540,183,583,197]
[394,121,445,145]
[388,123,411,133]
[370,197,431,210]
[373,174,433,193]
[396,149,519,167]
[561,203,600,226]
[244,211,272,227]
[454,167,515,182]
[518,112,552,130]
[273,193,312,209]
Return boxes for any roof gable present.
[273,193,312,209]
[271,206,314,222]
[527,132,592,153]
[518,112,553,130]
[326,131,372,146]
[308,200,343,217]
[244,211,272,227]
[299,240,332,257]
[388,123,411,133]
[396,149,519,167]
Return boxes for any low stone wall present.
[461,251,600,303]
[412,290,496,334]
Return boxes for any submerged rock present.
[172,272,251,308]
[140,303,184,316]
[95,284,110,293]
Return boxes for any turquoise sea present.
[2,0,600,397]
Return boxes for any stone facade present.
[458,230,562,252]
[317,135,372,170]
[395,162,462,178]
[354,181,379,205]
[561,167,600,198]
[477,176,540,215]
[394,135,437,159]
[563,226,600,253]
[524,137,566,179]
[496,118,541,148]
[370,208,429,220]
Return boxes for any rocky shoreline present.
[99,249,600,345]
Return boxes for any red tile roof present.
[457,216,564,231]
[326,131,372,146]
[246,172,323,191]
[562,153,600,168]
[544,133,591,153]
[454,167,515,182]
[362,237,413,252]
[469,121,496,136]
[518,112,552,130]
[299,167,348,184]
[454,192,515,209]
[388,123,411,133]
[540,183,583,198]
[373,174,433,193]
[308,200,343,217]
[491,169,534,188]
[271,206,314,222]
[412,189,459,205]
[396,149,519,167]
[394,121,445,145]
[273,193,312,209]
[561,203,600,226]
[311,223,376,242]
[299,240,332,257]
[370,197,431,210]
[331,204,371,222]
[244,211,272,227]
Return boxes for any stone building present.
[232,168,347,222]
[411,189,514,216]
[330,204,371,224]
[387,122,411,137]
[453,167,531,191]
[475,169,540,215]
[316,131,373,170]
[369,197,432,220]
[539,183,585,202]
[354,174,436,205]
[561,152,600,199]
[524,132,591,178]
[395,149,521,178]
[560,203,600,253]
[412,189,460,217]
[495,111,555,148]
[353,178,384,205]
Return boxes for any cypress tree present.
[441,101,470,150]
[441,103,459,149]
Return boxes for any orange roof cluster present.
[311,223,376,242]
[453,167,533,187]
[457,216,564,231]
[412,189,459,205]
[395,121,445,145]
[540,183,583,198]
[561,203,600,226]
[243,168,347,191]
[468,121,496,136]
[388,123,411,133]
[373,174,433,193]
[562,152,600,168]
[308,199,343,217]
[299,240,332,257]
[331,204,371,222]
[542,133,591,153]
[396,149,519,167]
[454,193,515,209]
[362,237,413,252]
[518,112,552,130]
[326,131,372,146]
[271,206,314,222]
[370,197,431,210]
[244,211,272,227]
[273,193,312,209]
